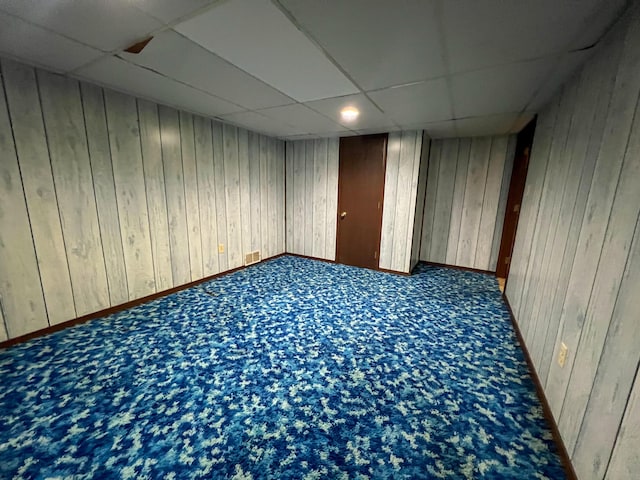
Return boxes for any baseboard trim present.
[502,294,578,480]
[1,252,412,348]
[0,253,286,349]
[285,253,336,264]
[420,260,496,276]
[377,267,410,276]
[285,252,410,276]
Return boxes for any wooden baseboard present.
[420,260,496,276]
[502,294,578,480]
[286,252,410,276]
[2,252,412,348]
[0,253,286,349]
[377,267,410,276]
[285,252,336,265]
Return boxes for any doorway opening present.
[335,134,387,270]
[496,118,537,290]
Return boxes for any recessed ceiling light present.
[340,106,360,122]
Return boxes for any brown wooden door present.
[336,134,387,269]
[496,117,537,279]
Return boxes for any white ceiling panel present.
[405,120,458,139]
[74,56,243,117]
[124,31,295,110]
[510,113,536,134]
[368,78,452,125]
[0,0,625,139]
[567,0,628,51]
[175,0,358,102]
[279,0,445,90]
[0,11,102,73]
[525,51,593,112]
[455,114,520,138]
[0,0,162,52]
[355,127,402,136]
[321,130,360,137]
[451,58,557,118]
[281,134,322,141]
[134,0,217,24]
[305,94,396,130]
[219,110,308,137]
[443,0,605,74]
[256,104,348,133]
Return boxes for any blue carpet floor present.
[0,256,565,479]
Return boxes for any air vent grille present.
[244,250,261,266]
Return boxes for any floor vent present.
[245,250,261,266]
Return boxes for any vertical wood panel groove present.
[178,112,193,278]
[105,90,155,299]
[0,299,8,342]
[39,71,110,315]
[138,99,173,291]
[4,60,76,325]
[0,57,286,341]
[193,119,205,275]
[0,61,50,335]
[35,71,79,320]
[137,103,159,292]
[80,84,112,307]
[212,121,228,272]
[423,135,514,271]
[472,137,492,268]
[504,5,640,477]
[604,360,640,478]
[94,83,130,303]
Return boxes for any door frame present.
[496,117,537,283]
[335,133,388,270]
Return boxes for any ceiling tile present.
[355,127,401,136]
[510,113,536,133]
[125,30,295,110]
[304,94,396,130]
[0,1,162,52]
[318,130,360,137]
[74,56,243,117]
[134,0,217,24]
[282,134,321,141]
[443,0,605,74]
[368,78,452,125]
[567,0,628,51]
[455,113,520,138]
[0,11,102,72]
[280,0,445,90]
[256,104,348,133]
[219,110,308,137]
[525,51,593,112]
[175,0,357,102]
[404,120,458,139]
[451,58,556,118]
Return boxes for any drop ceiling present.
[0,0,628,139]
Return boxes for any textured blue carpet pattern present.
[0,256,564,479]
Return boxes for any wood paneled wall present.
[419,135,516,271]
[410,133,431,272]
[285,132,424,273]
[379,131,424,273]
[0,58,285,340]
[285,138,339,260]
[505,2,640,478]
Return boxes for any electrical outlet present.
[558,342,568,368]
[218,243,225,254]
